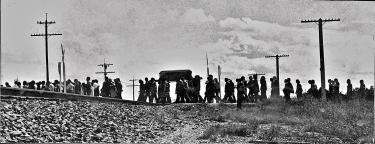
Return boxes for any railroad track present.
[0,87,168,106]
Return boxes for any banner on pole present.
[58,62,61,75]
[61,44,65,62]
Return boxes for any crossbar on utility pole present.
[265,54,289,96]
[31,13,62,83]
[301,18,340,100]
[248,73,265,77]
[248,73,265,83]
[95,59,115,80]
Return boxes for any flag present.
[58,62,61,75]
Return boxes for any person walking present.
[260,76,267,101]
[295,79,303,99]
[282,78,294,102]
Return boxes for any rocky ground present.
[0,97,373,143]
[0,97,178,143]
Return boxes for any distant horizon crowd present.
[1,76,123,99]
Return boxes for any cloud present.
[220,17,314,46]
[180,8,215,25]
[201,16,373,93]
[205,17,318,75]
[1,52,43,65]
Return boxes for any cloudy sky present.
[1,0,374,100]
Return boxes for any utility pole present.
[265,54,289,96]
[95,59,115,80]
[31,13,62,83]
[206,52,210,77]
[218,65,221,98]
[373,34,375,143]
[128,76,139,101]
[301,18,340,100]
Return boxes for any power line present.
[265,54,289,96]
[301,18,340,100]
[31,13,62,83]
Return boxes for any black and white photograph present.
[1,0,374,143]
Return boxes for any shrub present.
[258,125,281,141]
[198,125,221,139]
[198,124,254,140]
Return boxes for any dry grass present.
[200,95,374,142]
[295,97,373,140]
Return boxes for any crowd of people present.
[305,78,372,102]
[137,77,171,104]
[2,76,123,99]
[137,75,220,104]
[2,75,373,107]
[135,74,373,108]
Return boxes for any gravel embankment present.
[0,98,188,143]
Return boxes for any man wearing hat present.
[53,80,60,92]
[223,78,231,103]
[205,75,215,103]
[282,78,294,102]
[191,75,203,103]
[149,78,158,103]
[138,80,146,102]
